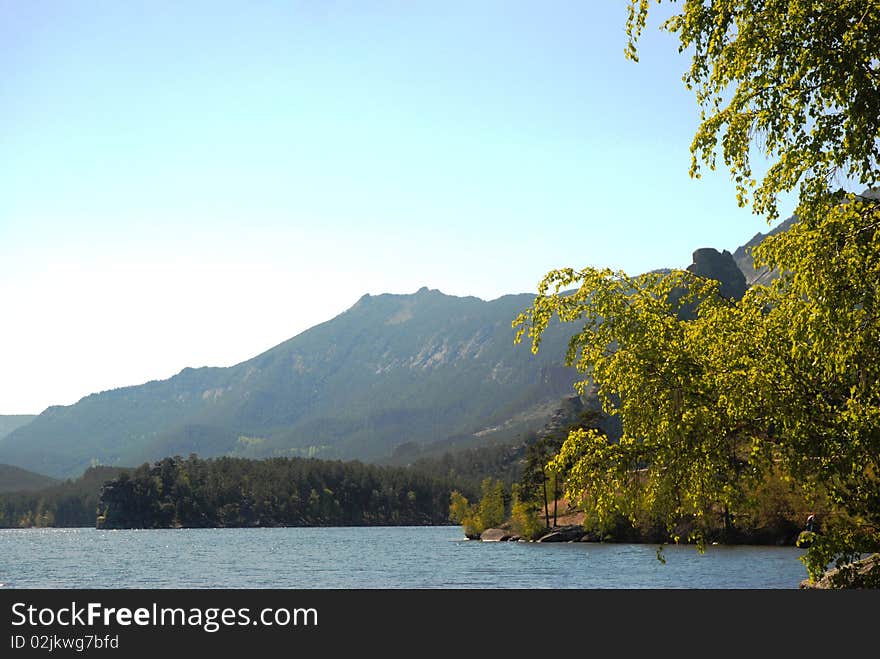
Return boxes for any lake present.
[0,526,808,589]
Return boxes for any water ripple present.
[0,527,807,589]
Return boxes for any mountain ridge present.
[0,213,803,479]
[0,415,36,441]
[0,288,580,478]
[0,463,59,493]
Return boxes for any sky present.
[0,1,796,415]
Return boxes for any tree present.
[514,1,880,585]
[477,478,506,531]
[522,437,555,529]
[448,479,508,538]
[520,410,603,528]
[448,490,480,538]
[509,483,544,541]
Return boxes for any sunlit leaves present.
[514,196,880,581]
[629,1,880,221]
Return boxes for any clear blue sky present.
[0,1,792,414]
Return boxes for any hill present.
[0,464,58,493]
[0,415,36,441]
[0,289,580,478]
[0,465,129,527]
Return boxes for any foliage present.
[448,491,486,537]
[518,197,880,578]
[513,1,880,583]
[478,478,506,530]
[448,478,508,538]
[448,491,477,536]
[509,484,544,541]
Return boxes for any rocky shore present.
[799,553,880,589]
[478,524,591,543]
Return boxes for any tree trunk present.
[541,468,550,529]
[552,473,558,527]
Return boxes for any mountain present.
[732,215,798,285]
[0,463,58,493]
[0,415,36,441]
[0,205,816,480]
[0,288,581,478]
[732,189,879,285]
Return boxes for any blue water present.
[0,526,807,589]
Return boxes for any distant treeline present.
[405,442,526,492]
[96,454,466,529]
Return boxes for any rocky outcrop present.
[478,524,591,543]
[668,247,748,321]
[532,391,623,447]
[480,527,519,542]
[799,553,880,589]
[542,396,586,433]
[688,248,748,301]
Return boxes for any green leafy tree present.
[477,478,506,531]
[448,479,508,538]
[449,490,481,538]
[514,1,880,585]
